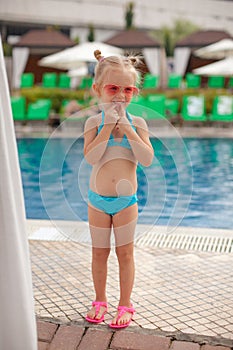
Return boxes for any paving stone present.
[111,331,171,350]
[49,324,84,350]
[201,345,232,350]
[170,340,200,350]
[37,320,58,342]
[78,328,112,350]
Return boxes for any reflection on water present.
[17,137,233,229]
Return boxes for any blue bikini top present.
[97,110,136,150]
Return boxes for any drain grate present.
[135,228,233,253]
[27,220,233,253]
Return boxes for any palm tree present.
[151,19,200,57]
[87,23,95,42]
[125,2,134,29]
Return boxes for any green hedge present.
[15,86,232,115]
[18,87,92,113]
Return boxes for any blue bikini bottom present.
[88,189,138,216]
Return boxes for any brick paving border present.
[37,318,233,350]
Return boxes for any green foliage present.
[163,27,173,57]
[73,36,80,45]
[151,19,200,56]
[173,19,199,43]
[3,42,12,57]
[125,2,134,30]
[87,24,95,42]
[18,87,90,113]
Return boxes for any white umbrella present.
[194,39,233,60]
[193,56,233,76]
[68,64,88,77]
[38,41,123,70]
[68,64,89,89]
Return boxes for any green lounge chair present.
[42,73,57,88]
[209,96,233,122]
[78,76,93,89]
[144,94,166,119]
[127,95,148,118]
[142,73,159,89]
[165,98,179,118]
[207,75,225,88]
[167,74,182,89]
[10,96,26,121]
[27,99,52,120]
[58,73,71,89]
[20,73,34,88]
[185,73,201,88]
[181,95,207,121]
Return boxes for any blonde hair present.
[93,49,141,86]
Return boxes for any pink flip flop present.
[109,304,135,329]
[85,301,108,324]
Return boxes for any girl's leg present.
[111,203,138,326]
[86,205,112,320]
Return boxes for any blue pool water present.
[17,137,233,230]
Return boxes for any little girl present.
[84,50,154,328]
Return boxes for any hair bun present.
[128,56,141,68]
[94,50,103,62]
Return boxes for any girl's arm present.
[83,116,112,165]
[119,116,154,167]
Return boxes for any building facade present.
[1,0,233,44]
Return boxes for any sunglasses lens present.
[105,85,119,94]
[124,87,134,94]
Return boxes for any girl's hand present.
[116,116,131,133]
[114,104,131,132]
[113,103,129,131]
[103,104,120,128]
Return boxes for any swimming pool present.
[17,137,233,230]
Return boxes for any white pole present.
[0,36,37,350]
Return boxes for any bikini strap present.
[126,111,136,131]
[97,111,105,133]
[101,110,105,123]
[126,110,133,124]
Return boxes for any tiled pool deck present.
[28,220,233,350]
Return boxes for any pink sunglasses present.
[103,84,139,96]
